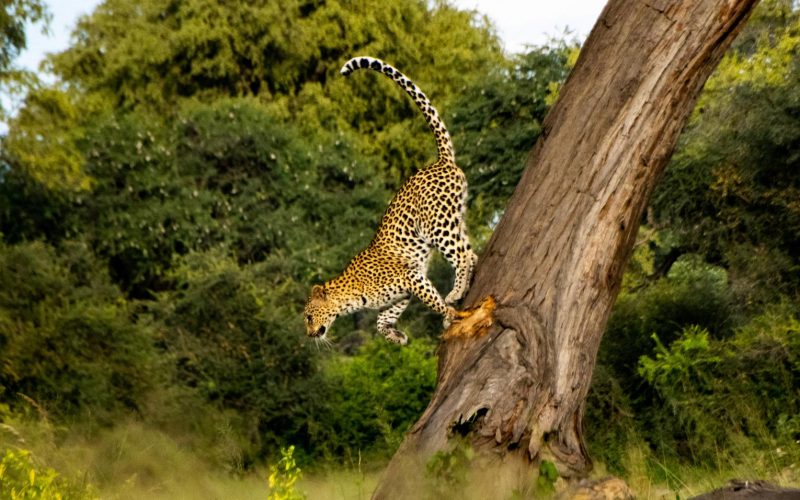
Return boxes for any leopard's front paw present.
[443,307,457,329]
[384,328,409,346]
[444,306,472,329]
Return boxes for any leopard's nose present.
[316,326,326,336]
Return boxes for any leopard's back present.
[369,163,469,264]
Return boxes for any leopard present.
[304,56,478,346]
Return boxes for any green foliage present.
[601,254,735,393]
[0,448,96,499]
[638,327,719,396]
[590,234,798,471]
[0,0,49,120]
[637,305,800,464]
[153,250,328,462]
[0,240,157,421]
[0,164,79,245]
[0,0,48,71]
[47,0,502,184]
[51,0,499,111]
[318,339,437,458]
[35,98,387,294]
[589,301,800,476]
[2,88,91,191]
[583,364,637,475]
[653,0,800,301]
[535,460,559,497]
[268,445,306,500]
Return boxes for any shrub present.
[584,364,637,475]
[637,304,800,464]
[0,241,157,422]
[601,254,735,392]
[0,447,96,499]
[153,250,328,463]
[77,99,387,295]
[316,338,437,459]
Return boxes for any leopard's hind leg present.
[433,211,478,305]
[445,240,477,304]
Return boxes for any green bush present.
[77,99,387,295]
[601,254,735,392]
[0,447,96,499]
[0,241,157,421]
[590,244,799,472]
[637,304,800,464]
[584,364,637,475]
[153,250,329,463]
[316,339,437,459]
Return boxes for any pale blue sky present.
[17,1,608,76]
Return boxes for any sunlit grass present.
[610,437,800,499]
[1,415,798,500]
[301,468,380,500]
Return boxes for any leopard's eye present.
[306,314,313,323]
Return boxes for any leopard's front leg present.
[445,247,478,304]
[407,273,460,328]
[377,296,410,345]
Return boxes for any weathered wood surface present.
[374,0,761,498]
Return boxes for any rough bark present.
[373,0,760,498]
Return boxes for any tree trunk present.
[374,0,759,497]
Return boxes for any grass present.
[608,438,800,500]
[301,468,380,500]
[1,416,798,499]
[0,417,385,500]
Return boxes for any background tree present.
[374,1,761,497]
[49,0,502,185]
[652,0,800,307]
[450,42,578,230]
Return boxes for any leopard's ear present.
[311,284,327,300]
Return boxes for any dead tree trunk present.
[374,0,759,497]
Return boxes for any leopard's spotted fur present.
[304,56,478,345]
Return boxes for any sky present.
[16,0,609,75]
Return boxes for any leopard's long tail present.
[341,56,454,163]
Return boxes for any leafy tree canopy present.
[47,0,503,183]
[2,88,90,190]
[652,0,800,303]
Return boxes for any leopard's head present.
[304,284,338,338]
